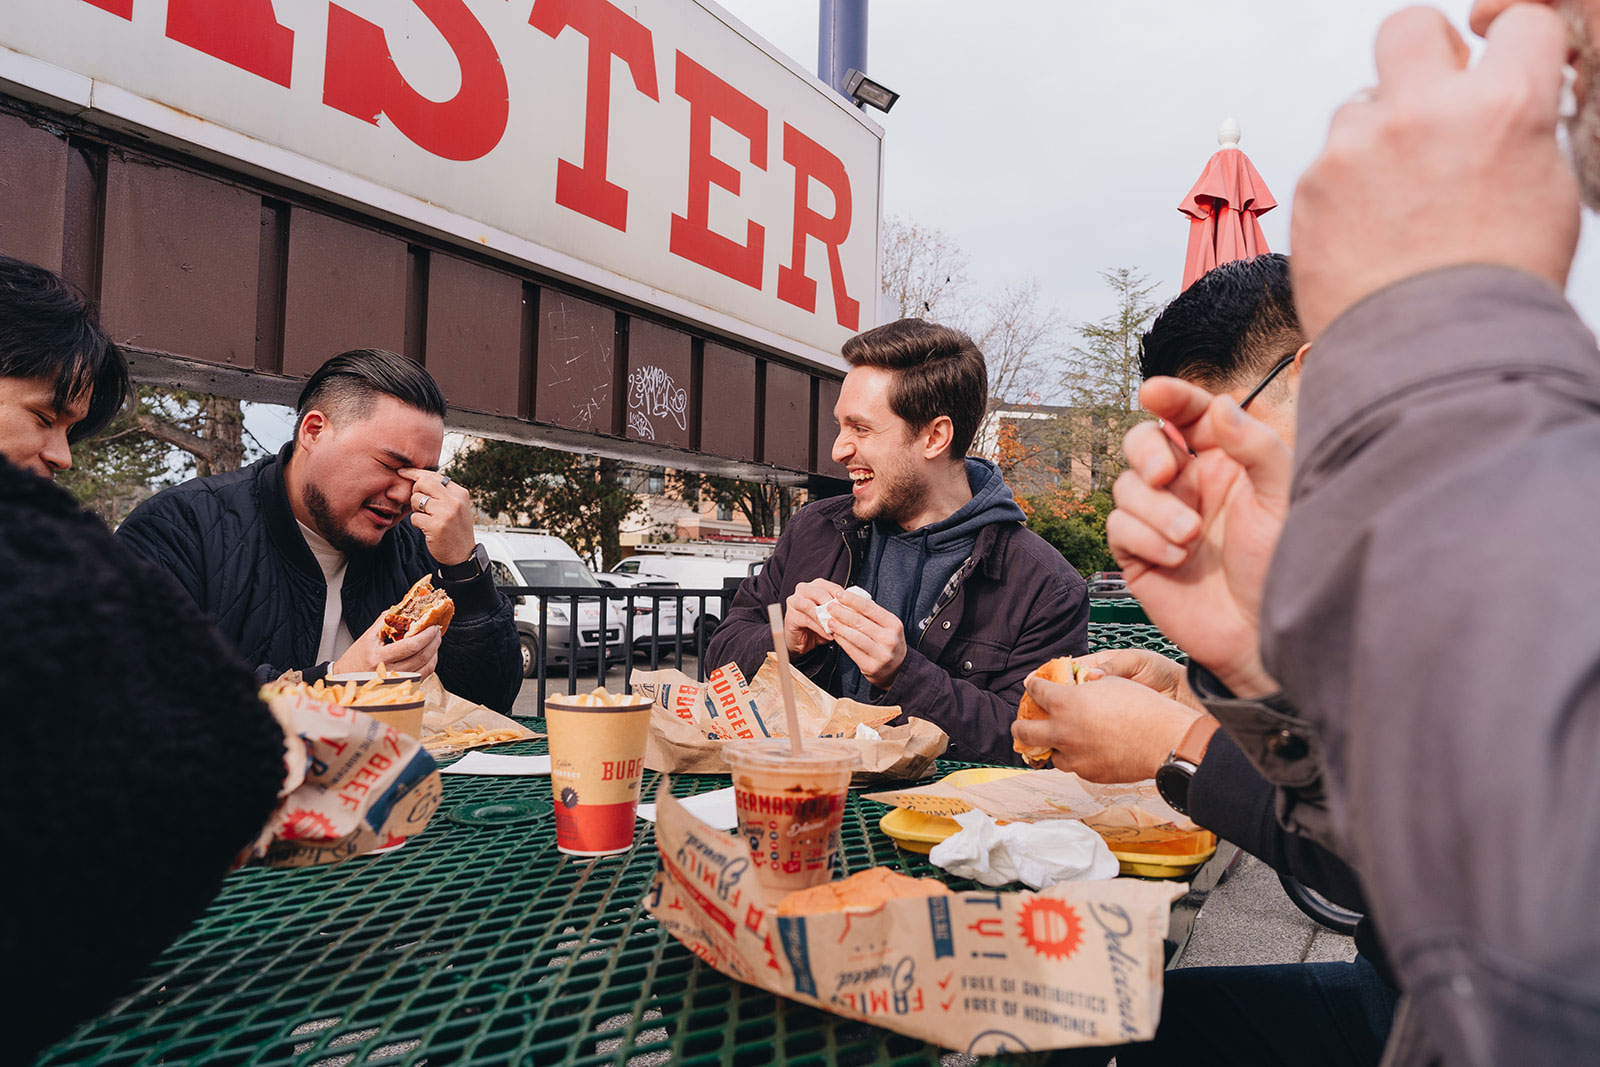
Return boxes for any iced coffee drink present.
[723,740,861,896]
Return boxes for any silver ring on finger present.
[1348,86,1377,106]
[416,493,430,514]
[439,474,451,487]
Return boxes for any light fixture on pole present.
[843,69,899,112]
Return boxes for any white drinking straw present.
[766,603,805,754]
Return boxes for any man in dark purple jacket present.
[707,318,1088,766]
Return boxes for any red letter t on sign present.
[776,123,860,330]
[529,0,660,232]
[669,52,768,289]
[167,0,294,88]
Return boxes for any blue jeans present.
[1049,954,1399,1066]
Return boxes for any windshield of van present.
[514,560,600,587]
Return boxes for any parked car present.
[593,573,701,658]
[1087,578,1130,598]
[607,543,771,645]
[478,528,628,678]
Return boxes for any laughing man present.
[707,318,1088,764]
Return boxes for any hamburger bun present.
[379,575,456,644]
[776,867,951,917]
[1013,655,1086,768]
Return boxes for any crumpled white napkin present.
[853,722,883,741]
[929,810,1120,888]
[816,585,873,637]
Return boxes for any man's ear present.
[921,415,956,461]
[1291,341,1311,371]
[297,410,329,451]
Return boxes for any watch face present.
[1155,761,1192,816]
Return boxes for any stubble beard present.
[852,464,930,529]
[303,481,377,554]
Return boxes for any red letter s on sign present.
[529,0,660,232]
[669,52,768,289]
[777,123,860,331]
[324,0,509,163]
[166,0,294,88]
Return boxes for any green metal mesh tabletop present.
[38,737,1045,1067]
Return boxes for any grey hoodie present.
[840,457,1025,701]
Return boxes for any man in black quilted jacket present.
[117,349,522,712]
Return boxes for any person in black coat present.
[0,460,288,1060]
[117,350,522,712]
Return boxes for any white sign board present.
[0,0,883,368]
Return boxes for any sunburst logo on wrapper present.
[1017,898,1084,961]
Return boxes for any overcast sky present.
[715,0,1600,350]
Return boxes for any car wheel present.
[519,634,538,679]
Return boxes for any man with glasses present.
[1021,255,1398,1067]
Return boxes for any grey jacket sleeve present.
[1260,266,1600,1065]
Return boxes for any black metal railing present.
[497,584,730,710]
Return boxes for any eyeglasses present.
[1238,352,1299,410]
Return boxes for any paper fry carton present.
[246,689,442,868]
[647,791,1182,1053]
[633,654,947,781]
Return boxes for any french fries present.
[549,686,647,707]
[421,724,527,756]
[267,676,426,707]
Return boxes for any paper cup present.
[544,694,655,856]
[723,740,862,898]
[356,700,425,738]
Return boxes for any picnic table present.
[37,726,1232,1067]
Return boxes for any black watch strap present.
[437,542,488,582]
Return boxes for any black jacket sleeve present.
[432,566,522,713]
[1188,731,1366,912]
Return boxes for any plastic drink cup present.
[723,739,861,897]
[544,694,655,856]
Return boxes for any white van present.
[476,527,627,678]
[607,542,771,644]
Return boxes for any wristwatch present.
[1154,716,1221,817]
[437,542,489,582]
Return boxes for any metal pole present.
[817,0,868,106]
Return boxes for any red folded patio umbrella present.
[1179,119,1276,290]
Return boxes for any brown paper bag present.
[647,791,1181,1052]
[419,675,541,756]
[633,656,947,782]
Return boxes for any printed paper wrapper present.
[632,654,947,782]
[246,689,443,868]
[419,675,541,756]
[865,770,1211,851]
[647,791,1182,1053]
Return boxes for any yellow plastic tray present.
[876,766,1216,878]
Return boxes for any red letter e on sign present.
[670,52,768,289]
[324,0,509,162]
[777,124,859,330]
[529,0,661,232]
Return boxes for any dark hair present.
[1140,254,1303,391]
[294,348,447,438]
[0,255,129,441]
[841,318,987,459]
